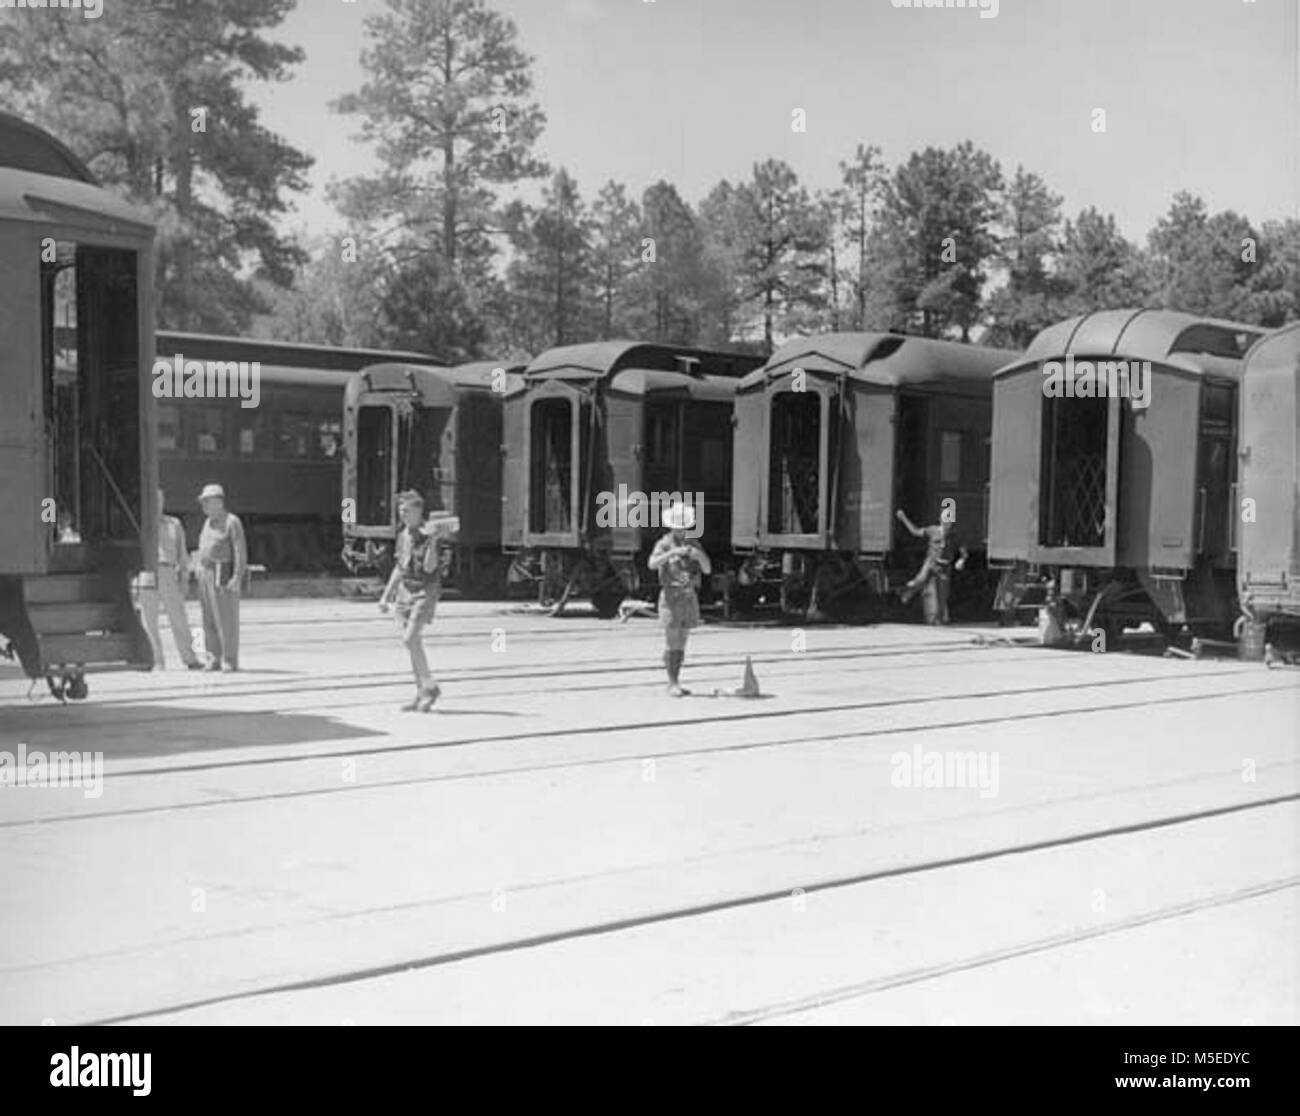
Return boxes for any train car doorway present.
[767,391,822,536]
[41,241,144,554]
[1039,394,1109,549]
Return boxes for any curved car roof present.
[344,361,527,407]
[1001,308,1264,380]
[741,332,1019,392]
[0,114,153,235]
[0,112,96,182]
[157,331,445,371]
[1242,320,1300,382]
[525,340,763,383]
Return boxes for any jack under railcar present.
[730,332,1019,620]
[1237,322,1300,638]
[989,308,1265,646]
[502,342,764,617]
[0,113,157,697]
[342,361,525,595]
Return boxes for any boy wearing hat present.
[647,501,711,696]
[196,484,247,670]
[378,490,448,712]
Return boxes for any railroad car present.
[989,308,1265,645]
[153,333,442,572]
[502,342,764,617]
[1237,322,1300,636]
[730,332,1019,619]
[341,361,526,595]
[0,113,157,697]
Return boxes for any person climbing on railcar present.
[648,501,711,696]
[895,506,968,625]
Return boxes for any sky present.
[245,0,1300,242]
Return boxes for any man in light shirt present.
[141,488,202,669]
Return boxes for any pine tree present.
[0,0,312,332]
[332,0,548,355]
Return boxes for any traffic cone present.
[731,656,760,697]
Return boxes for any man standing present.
[141,488,202,669]
[196,484,247,672]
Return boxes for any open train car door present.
[500,382,529,548]
[731,378,765,550]
[523,377,585,549]
[603,376,643,554]
[842,381,895,556]
[988,362,1044,563]
[1238,326,1300,617]
[0,221,44,574]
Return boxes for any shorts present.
[658,586,700,630]
[395,583,439,625]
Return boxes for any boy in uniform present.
[379,490,452,712]
[647,501,711,696]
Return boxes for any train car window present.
[237,412,267,457]
[318,419,342,459]
[192,406,227,455]
[157,405,181,453]
[647,412,675,467]
[939,430,963,486]
[1200,382,1235,430]
[277,413,313,458]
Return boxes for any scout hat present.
[198,483,225,502]
[662,501,695,531]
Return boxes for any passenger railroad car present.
[989,309,1264,644]
[503,342,764,616]
[730,332,1018,619]
[0,113,157,696]
[341,361,525,595]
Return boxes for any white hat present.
[198,484,225,502]
[662,501,696,531]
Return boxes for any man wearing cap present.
[140,488,202,670]
[647,500,711,696]
[196,484,247,671]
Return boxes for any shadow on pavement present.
[0,704,384,759]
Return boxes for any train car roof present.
[742,332,1019,392]
[344,361,527,407]
[0,112,97,182]
[1242,320,1300,381]
[524,340,765,383]
[1000,308,1265,380]
[157,331,445,371]
[0,114,155,236]
[607,369,740,403]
